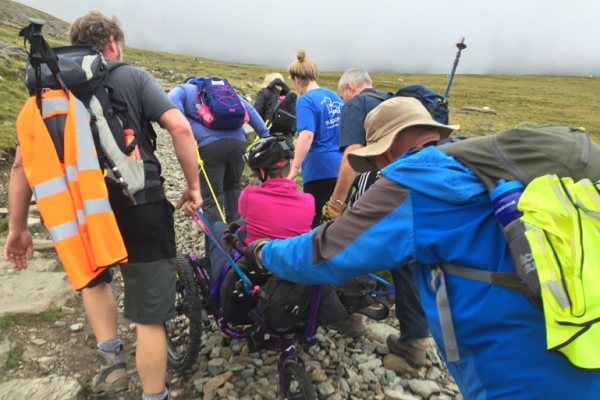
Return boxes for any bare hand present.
[287,166,299,181]
[4,230,34,270]
[176,187,203,216]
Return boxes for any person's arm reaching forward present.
[256,177,416,284]
[159,109,202,212]
[4,147,34,270]
[243,98,270,138]
[287,129,314,180]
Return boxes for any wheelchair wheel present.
[284,362,316,400]
[165,253,203,372]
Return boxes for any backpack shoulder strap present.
[360,91,388,101]
[107,61,130,73]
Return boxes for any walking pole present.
[443,37,467,100]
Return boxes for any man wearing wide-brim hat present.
[243,96,600,399]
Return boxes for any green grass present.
[77,379,88,390]
[37,307,62,323]
[53,262,63,273]
[0,218,8,235]
[0,307,62,330]
[6,349,19,369]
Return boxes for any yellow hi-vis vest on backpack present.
[16,89,127,290]
[519,174,600,369]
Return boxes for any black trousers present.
[391,265,429,339]
[302,177,337,229]
[198,139,246,224]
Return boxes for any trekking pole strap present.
[196,147,226,223]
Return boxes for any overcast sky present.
[17,0,600,75]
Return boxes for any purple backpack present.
[194,78,249,130]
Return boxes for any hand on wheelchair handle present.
[244,239,271,273]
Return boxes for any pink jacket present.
[238,178,315,244]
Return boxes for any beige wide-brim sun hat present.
[348,97,460,173]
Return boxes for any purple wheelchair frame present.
[186,253,321,400]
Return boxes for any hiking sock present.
[142,387,168,400]
[96,336,122,353]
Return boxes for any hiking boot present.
[92,345,130,395]
[386,334,427,368]
[329,314,365,338]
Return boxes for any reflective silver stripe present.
[429,265,460,362]
[48,219,79,243]
[41,97,69,118]
[32,176,68,201]
[65,165,78,182]
[73,97,94,147]
[76,210,86,225]
[77,154,100,171]
[543,280,571,309]
[84,198,112,216]
[441,263,492,284]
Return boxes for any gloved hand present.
[244,239,271,274]
[322,197,347,222]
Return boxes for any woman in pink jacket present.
[206,134,315,280]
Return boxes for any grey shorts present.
[121,259,176,325]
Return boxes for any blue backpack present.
[362,84,449,125]
[192,78,249,131]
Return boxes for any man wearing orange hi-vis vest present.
[5,13,201,400]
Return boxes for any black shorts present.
[84,199,177,325]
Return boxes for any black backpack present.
[258,275,389,333]
[362,84,449,125]
[269,92,297,138]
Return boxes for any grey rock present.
[225,363,245,372]
[208,358,225,367]
[241,368,255,379]
[368,323,400,344]
[70,323,84,332]
[249,382,276,400]
[0,272,75,315]
[459,107,498,115]
[430,395,453,400]
[339,378,350,394]
[426,366,442,381]
[358,358,382,371]
[0,376,81,400]
[377,344,390,355]
[317,381,336,396]
[373,367,386,378]
[362,369,378,383]
[385,370,397,384]
[407,379,440,398]
[426,348,441,366]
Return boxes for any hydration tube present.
[369,274,396,296]
[191,209,254,295]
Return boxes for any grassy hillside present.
[0,2,599,153]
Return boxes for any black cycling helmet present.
[243,133,294,173]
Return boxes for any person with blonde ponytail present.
[287,50,344,228]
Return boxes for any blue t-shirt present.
[338,88,390,150]
[296,88,344,183]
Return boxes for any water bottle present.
[490,179,524,227]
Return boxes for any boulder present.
[0,272,75,315]
[0,376,81,399]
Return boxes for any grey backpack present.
[25,45,157,204]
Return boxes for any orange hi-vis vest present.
[16,89,127,290]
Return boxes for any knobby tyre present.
[284,362,316,400]
[165,253,203,372]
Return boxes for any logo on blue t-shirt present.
[321,97,343,117]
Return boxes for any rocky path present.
[0,126,462,400]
